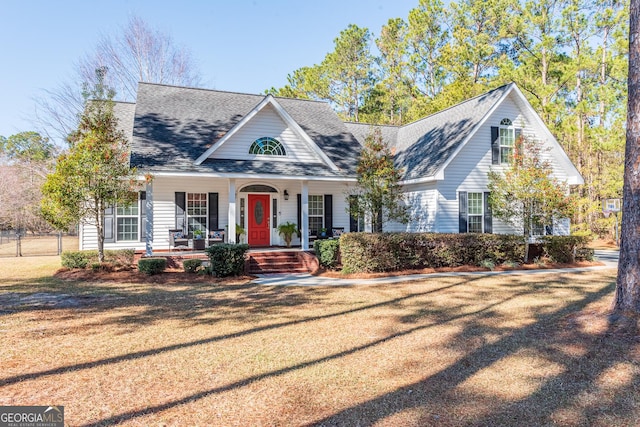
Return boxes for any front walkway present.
[253,250,619,287]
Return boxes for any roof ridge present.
[138,82,331,105]
[343,121,401,128]
[138,81,266,98]
[401,83,514,128]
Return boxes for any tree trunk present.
[614,0,640,313]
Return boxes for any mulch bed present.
[54,260,604,284]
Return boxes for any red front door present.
[248,194,270,246]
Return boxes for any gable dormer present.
[195,96,338,170]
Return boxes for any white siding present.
[386,183,438,232]
[81,177,356,251]
[211,104,324,164]
[436,93,572,235]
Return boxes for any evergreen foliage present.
[349,128,409,232]
[41,68,141,263]
[272,0,629,238]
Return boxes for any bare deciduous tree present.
[35,16,202,141]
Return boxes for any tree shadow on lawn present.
[312,279,640,427]
[0,276,476,390]
[53,275,624,426]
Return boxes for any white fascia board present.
[141,171,357,182]
[433,84,515,180]
[510,85,585,185]
[399,173,442,185]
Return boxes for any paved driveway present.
[594,249,619,268]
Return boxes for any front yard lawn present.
[1,258,637,426]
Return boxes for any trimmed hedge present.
[340,232,593,273]
[61,249,135,269]
[205,243,249,277]
[137,257,167,275]
[340,233,527,273]
[183,258,203,273]
[314,239,340,268]
[540,235,593,263]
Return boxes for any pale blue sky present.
[1,0,417,138]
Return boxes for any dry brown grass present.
[0,235,79,257]
[1,258,637,427]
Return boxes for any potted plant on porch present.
[277,221,299,248]
[192,229,205,250]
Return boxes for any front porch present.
[139,175,356,257]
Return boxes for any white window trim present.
[467,192,484,233]
[187,192,208,234]
[499,118,515,165]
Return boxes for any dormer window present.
[249,137,286,156]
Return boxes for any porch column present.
[228,178,236,244]
[145,181,153,256]
[301,180,309,250]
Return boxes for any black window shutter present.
[175,192,186,231]
[349,195,358,232]
[140,191,146,241]
[324,195,333,231]
[484,192,492,234]
[272,198,277,229]
[297,194,302,231]
[459,191,468,233]
[208,192,218,230]
[546,223,554,236]
[104,205,115,243]
[491,126,499,165]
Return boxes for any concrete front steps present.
[247,250,318,274]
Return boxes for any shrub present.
[61,249,136,269]
[205,244,249,277]
[183,258,203,273]
[61,250,96,269]
[540,235,592,263]
[104,249,135,267]
[138,257,167,275]
[314,239,341,268]
[340,232,527,274]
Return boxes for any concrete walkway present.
[253,249,619,287]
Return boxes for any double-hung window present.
[467,192,484,233]
[308,195,324,234]
[499,118,514,164]
[187,193,207,234]
[116,202,139,241]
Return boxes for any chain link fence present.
[0,230,79,257]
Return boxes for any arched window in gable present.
[249,137,286,156]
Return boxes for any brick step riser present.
[249,267,309,274]
[249,256,301,262]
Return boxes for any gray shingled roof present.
[394,84,513,180]
[116,82,514,181]
[127,83,362,177]
[113,102,136,145]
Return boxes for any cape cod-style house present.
[78,82,583,255]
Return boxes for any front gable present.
[195,96,339,171]
[440,86,583,186]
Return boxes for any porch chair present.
[331,227,345,238]
[169,229,189,251]
[207,229,225,246]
